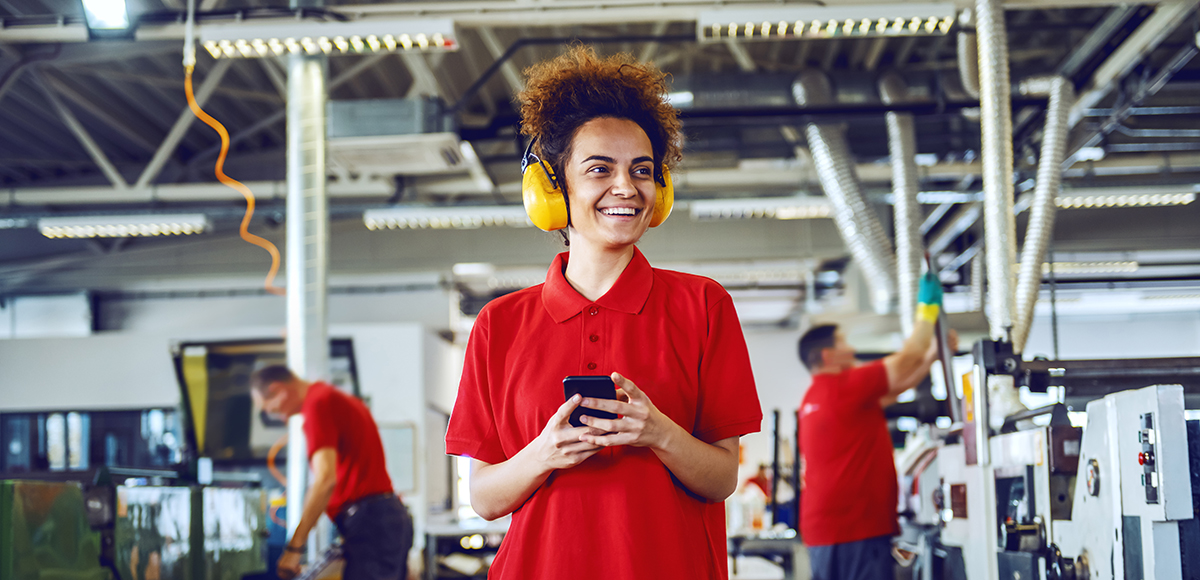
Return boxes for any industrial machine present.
[900,340,1200,580]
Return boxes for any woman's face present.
[562,117,657,251]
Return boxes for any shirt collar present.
[541,247,654,323]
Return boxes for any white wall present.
[741,328,809,470]
[1024,310,1200,359]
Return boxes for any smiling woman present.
[444,45,763,580]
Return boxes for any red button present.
[587,362,597,370]
[1138,452,1146,465]
[588,306,599,316]
[590,334,599,342]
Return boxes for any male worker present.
[797,272,954,580]
[251,365,413,580]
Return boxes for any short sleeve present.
[303,391,339,458]
[842,360,888,408]
[693,293,763,443]
[445,307,508,465]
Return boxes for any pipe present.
[879,72,922,336]
[793,70,896,315]
[976,0,1018,341]
[956,9,980,99]
[970,247,985,312]
[285,51,330,551]
[1013,76,1074,353]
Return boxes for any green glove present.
[916,272,942,323]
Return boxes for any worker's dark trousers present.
[335,494,414,580]
[807,535,894,580]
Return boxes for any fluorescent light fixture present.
[80,0,133,39]
[689,196,832,221]
[698,2,955,42]
[200,19,457,59]
[364,206,531,231]
[39,214,209,239]
[1041,261,1139,275]
[1056,189,1196,209]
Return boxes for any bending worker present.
[446,45,762,579]
[797,272,955,580]
[251,365,413,580]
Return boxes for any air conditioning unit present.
[327,98,489,185]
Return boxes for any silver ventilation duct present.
[976,0,1018,341]
[957,9,981,99]
[879,72,922,335]
[793,70,897,315]
[1013,76,1075,353]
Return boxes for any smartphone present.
[563,375,618,428]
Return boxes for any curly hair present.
[518,44,683,185]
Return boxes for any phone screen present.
[562,375,617,428]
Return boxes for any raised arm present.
[881,272,945,406]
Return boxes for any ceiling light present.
[200,19,457,59]
[39,214,210,239]
[80,0,134,39]
[1042,261,1139,275]
[699,2,955,42]
[1056,189,1196,209]
[364,206,531,231]
[689,196,833,221]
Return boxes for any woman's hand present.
[532,394,605,471]
[578,372,680,450]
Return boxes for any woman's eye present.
[588,166,609,174]
[633,167,652,176]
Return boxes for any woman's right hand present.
[532,394,605,471]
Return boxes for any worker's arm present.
[881,272,945,406]
[276,447,337,579]
[580,373,742,502]
[468,395,604,520]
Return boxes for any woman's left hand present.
[578,372,679,450]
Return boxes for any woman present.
[445,45,762,580]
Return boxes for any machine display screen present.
[172,338,360,461]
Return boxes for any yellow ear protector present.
[520,138,674,232]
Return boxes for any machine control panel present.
[1138,412,1159,504]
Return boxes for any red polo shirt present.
[798,360,899,546]
[446,248,762,580]
[302,382,394,519]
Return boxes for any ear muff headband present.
[520,138,674,232]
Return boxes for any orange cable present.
[185,64,285,296]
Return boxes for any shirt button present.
[589,334,599,342]
[588,306,599,316]
[587,362,597,370]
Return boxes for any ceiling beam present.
[725,40,757,72]
[40,72,161,153]
[31,68,129,189]
[477,27,525,95]
[1068,0,1200,127]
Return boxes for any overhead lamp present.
[364,206,531,231]
[199,19,457,59]
[689,196,833,221]
[39,214,210,239]
[80,0,135,39]
[1056,191,1195,209]
[1042,261,1139,275]
[698,2,955,42]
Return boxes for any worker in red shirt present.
[797,273,954,580]
[251,365,413,580]
[446,45,762,580]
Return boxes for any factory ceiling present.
[0,0,1199,300]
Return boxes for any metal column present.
[284,50,330,551]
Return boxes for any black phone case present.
[563,375,617,428]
